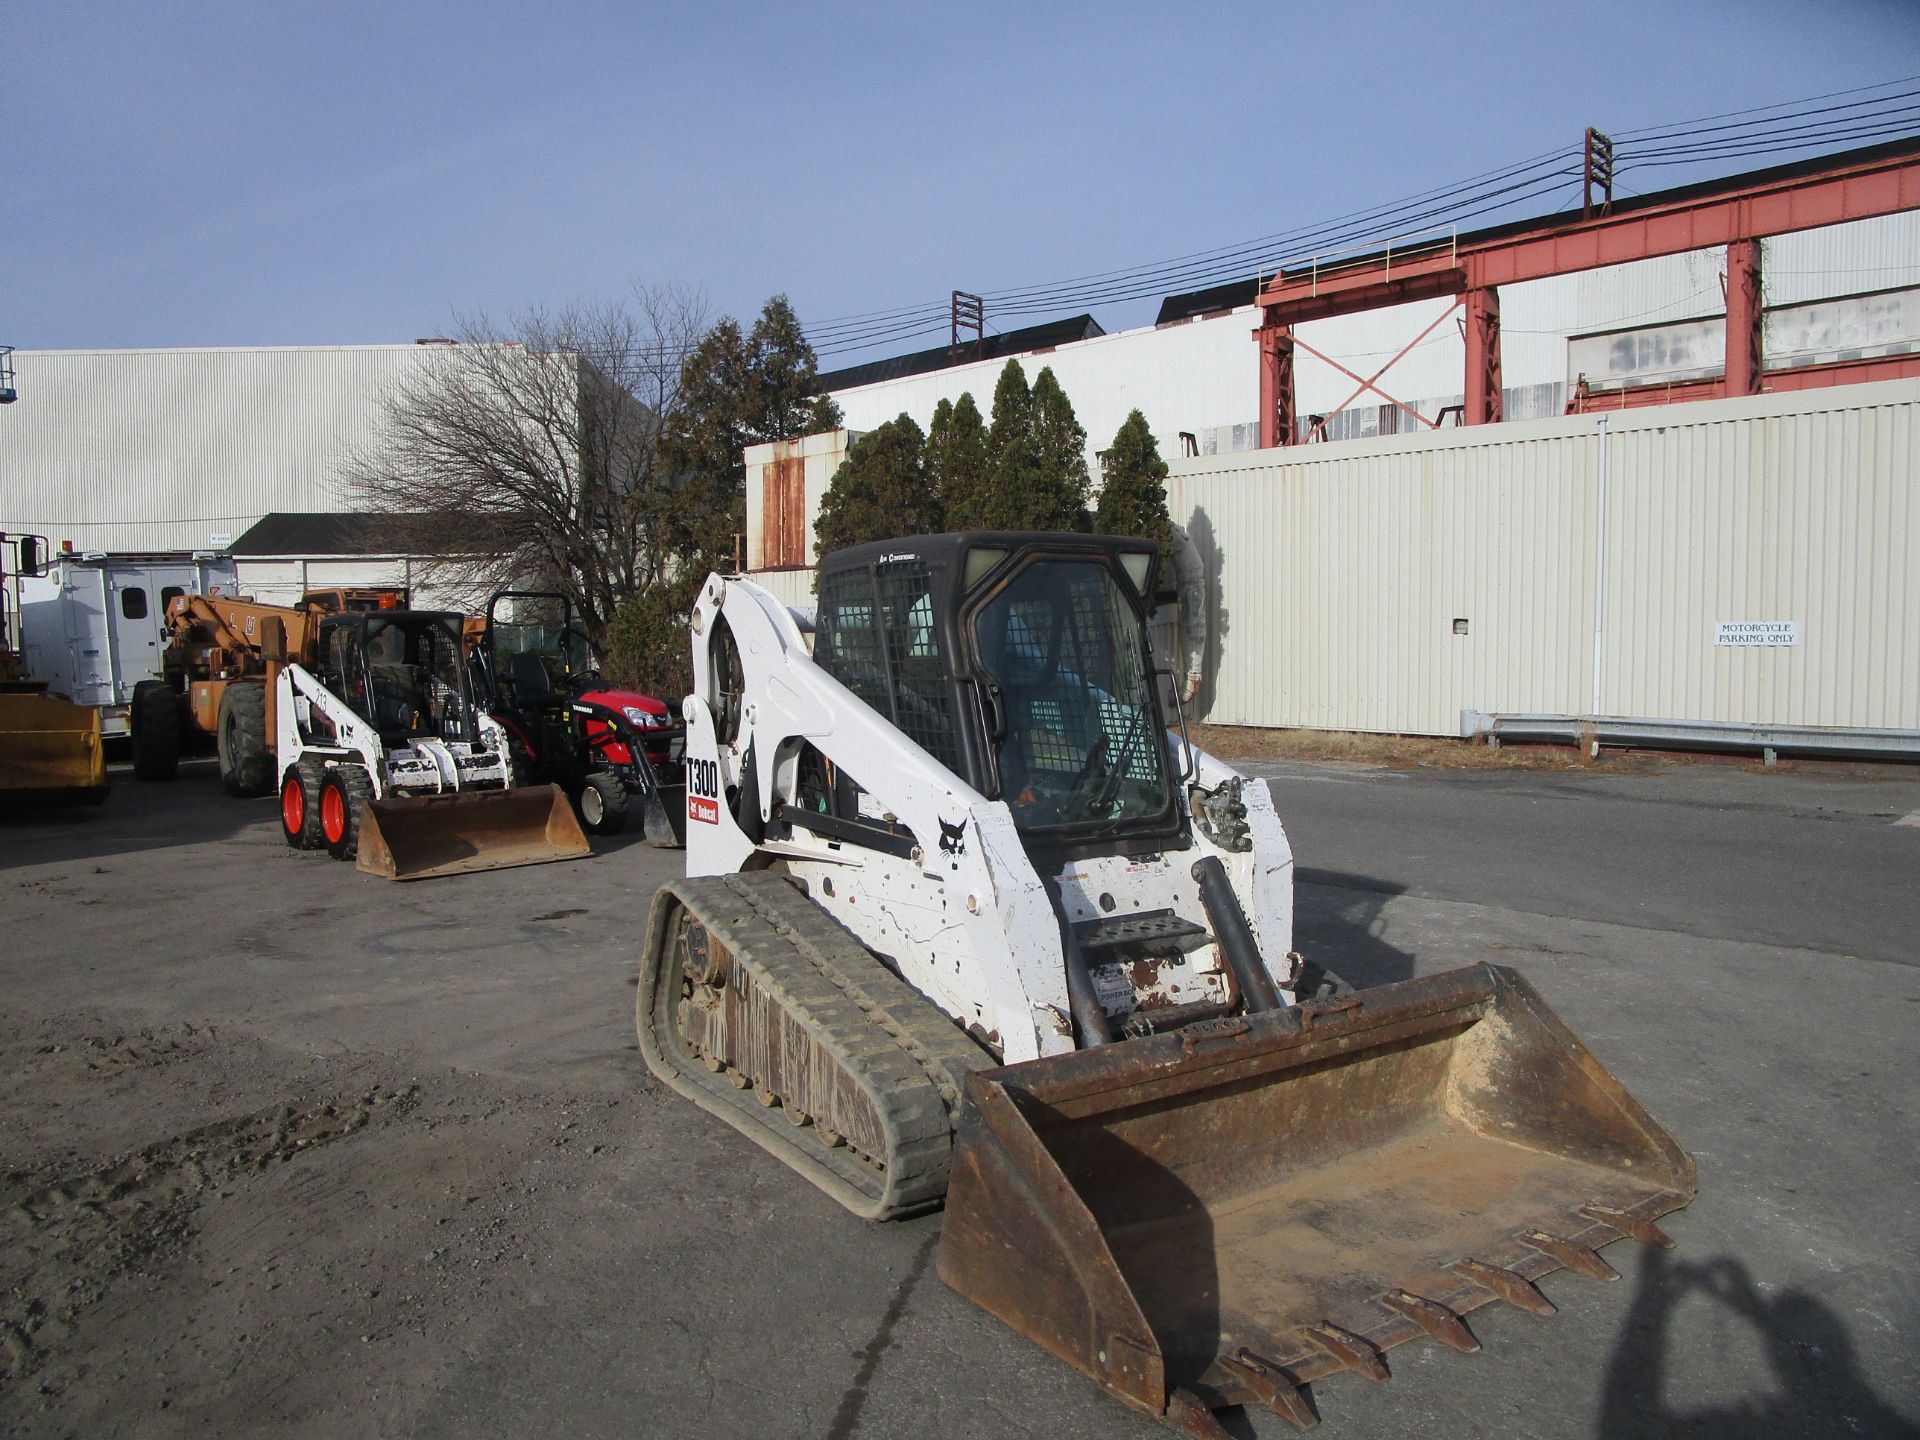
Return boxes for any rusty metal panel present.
[742,430,856,573]
[759,455,806,568]
[1167,378,1920,736]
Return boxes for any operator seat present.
[506,651,565,710]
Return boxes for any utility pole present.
[1583,128,1615,220]
[949,292,984,366]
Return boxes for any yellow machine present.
[0,533,108,812]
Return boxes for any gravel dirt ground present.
[2,753,1916,1439]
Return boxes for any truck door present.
[106,569,165,705]
[59,567,114,708]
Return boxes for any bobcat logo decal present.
[938,817,968,857]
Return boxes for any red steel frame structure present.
[1253,140,1920,448]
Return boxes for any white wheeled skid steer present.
[636,533,1694,1435]
[274,607,588,880]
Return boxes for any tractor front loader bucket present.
[0,690,108,811]
[357,783,591,880]
[937,964,1695,1435]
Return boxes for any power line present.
[800,75,1920,365]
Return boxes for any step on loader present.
[635,533,1694,1433]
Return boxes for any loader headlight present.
[622,705,662,728]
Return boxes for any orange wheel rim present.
[282,778,304,833]
[322,784,346,843]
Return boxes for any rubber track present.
[638,871,994,1220]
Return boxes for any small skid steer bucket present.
[938,964,1694,1435]
[356,783,591,880]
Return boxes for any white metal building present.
[747,380,1918,753]
[1165,378,1919,750]
[825,211,1920,469]
[0,343,550,559]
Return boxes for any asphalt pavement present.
[0,753,1915,1439]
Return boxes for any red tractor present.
[475,592,683,844]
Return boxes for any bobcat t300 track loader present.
[636,532,1694,1434]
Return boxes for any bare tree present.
[345,285,711,642]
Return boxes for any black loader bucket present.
[357,784,591,880]
[937,964,1695,1435]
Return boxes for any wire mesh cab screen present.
[971,558,1174,836]
[814,558,964,774]
[325,614,477,744]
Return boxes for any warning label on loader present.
[687,757,721,824]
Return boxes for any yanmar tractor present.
[475,591,684,845]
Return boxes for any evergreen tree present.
[616,296,840,686]
[1028,366,1092,531]
[924,391,987,529]
[977,360,1042,529]
[745,294,843,440]
[1094,409,1174,555]
[813,414,938,556]
[659,295,843,568]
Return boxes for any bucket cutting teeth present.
[1522,1228,1620,1281]
[1450,1259,1556,1316]
[1302,1325,1389,1383]
[1381,1290,1480,1352]
[1582,1202,1678,1248]
[1219,1351,1319,1429]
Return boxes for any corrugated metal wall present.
[1167,379,1919,736]
[0,346,446,552]
[744,565,816,615]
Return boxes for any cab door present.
[105,568,166,705]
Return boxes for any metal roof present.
[232,512,425,556]
[818,314,1105,392]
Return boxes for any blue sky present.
[5,1,1917,359]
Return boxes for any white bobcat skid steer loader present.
[637,533,1694,1435]
[274,608,588,880]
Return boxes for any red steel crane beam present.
[1256,143,1920,318]
[1253,142,1920,446]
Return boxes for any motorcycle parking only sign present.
[1715,620,1799,647]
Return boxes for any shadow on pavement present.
[0,762,268,872]
[1598,1247,1920,1438]
[1291,868,1416,988]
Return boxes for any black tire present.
[279,758,327,850]
[320,765,376,861]
[578,771,630,835]
[217,683,273,797]
[130,680,181,781]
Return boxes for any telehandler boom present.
[636,533,1694,1433]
